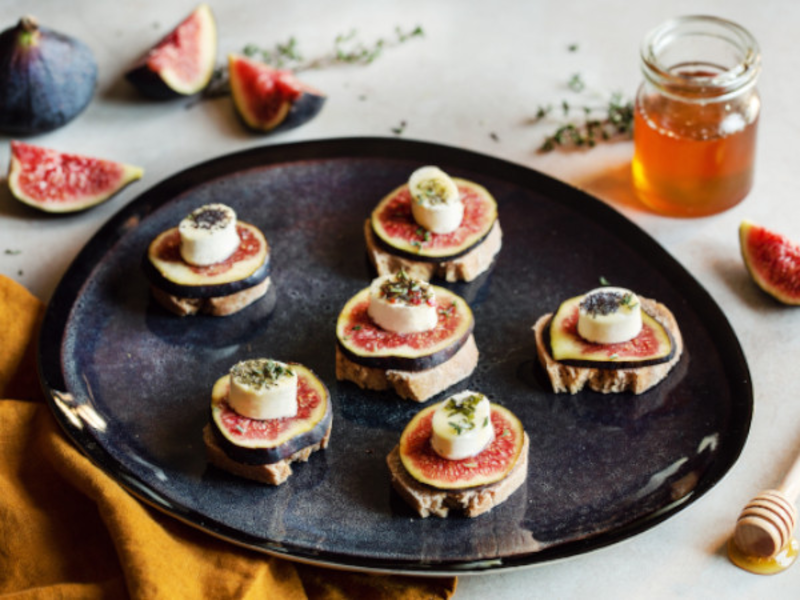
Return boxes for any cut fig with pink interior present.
[126,4,217,99]
[370,179,498,261]
[336,285,473,371]
[228,53,325,133]
[8,141,143,213]
[399,401,525,490]
[143,221,270,298]
[547,295,675,369]
[209,364,331,465]
[739,220,800,305]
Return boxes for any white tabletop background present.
[2,1,799,597]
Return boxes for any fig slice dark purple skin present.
[263,92,326,134]
[211,402,331,465]
[740,220,800,305]
[545,314,676,370]
[125,4,217,99]
[370,221,498,264]
[141,254,270,299]
[336,330,472,372]
[369,180,499,262]
[336,286,474,371]
[0,16,97,134]
[210,367,332,465]
[228,53,326,134]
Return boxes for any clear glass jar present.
[631,16,761,217]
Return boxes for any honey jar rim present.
[640,15,761,101]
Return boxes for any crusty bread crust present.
[533,297,684,395]
[335,334,479,402]
[364,219,502,283]
[203,420,332,485]
[151,277,270,317]
[386,433,529,518]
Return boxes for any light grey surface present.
[2,0,799,597]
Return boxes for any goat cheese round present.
[228,359,298,420]
[408,166,464,234]
[367,271,438,334]
[179,203,241,266]
[430,391,494,460]
[577,287,642,344]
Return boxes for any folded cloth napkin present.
[0,275,457,599]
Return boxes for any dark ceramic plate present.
[39,138,752,574]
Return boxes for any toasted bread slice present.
[151,277,270,317]
[203,420,331,485]
[386,433,529,518]
[364,219,502,283]
[533,297,683,394]
[335,334,479,402]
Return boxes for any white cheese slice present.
[367,272,438,334]
[408,166,464,234]
[430,391,494,460]
[228,359,298,420]
[179,203,240,266]
[577,286,642,344]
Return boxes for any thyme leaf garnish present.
[201,25,424,100]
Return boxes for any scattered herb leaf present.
[599,276,611,286]
[535,91,634,152]
[567,73,585,92]
[391,119,407,135]
[4,249,21,255]
[202,25,424,100]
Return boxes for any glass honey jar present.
[631,16,761,217]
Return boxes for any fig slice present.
[370,179,498,260]
[210,363,332,465]
[8,141,143,213]
[547,295,675,368]
[126,4,217,99]
[336,285,474,371]
[228,53,326,133]
[143,221,270,297]
[399,402,525,490]
[740,220,800,305]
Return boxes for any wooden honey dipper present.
[733,450,800,559]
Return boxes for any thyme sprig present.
[202,25,424,100]
[536,87,634,152]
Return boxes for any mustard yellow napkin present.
[0,275,457,599]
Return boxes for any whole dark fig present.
[0,16,98,134]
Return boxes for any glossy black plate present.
[39,138,752,574]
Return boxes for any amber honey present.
[632,98,759,217]
[633,16,761,217]
[728,537,799,575]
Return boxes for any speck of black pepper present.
[580,291,626,316]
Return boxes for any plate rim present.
[38,136,753,575]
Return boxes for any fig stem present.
[19,16,39,33]
[18,16,40,47]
